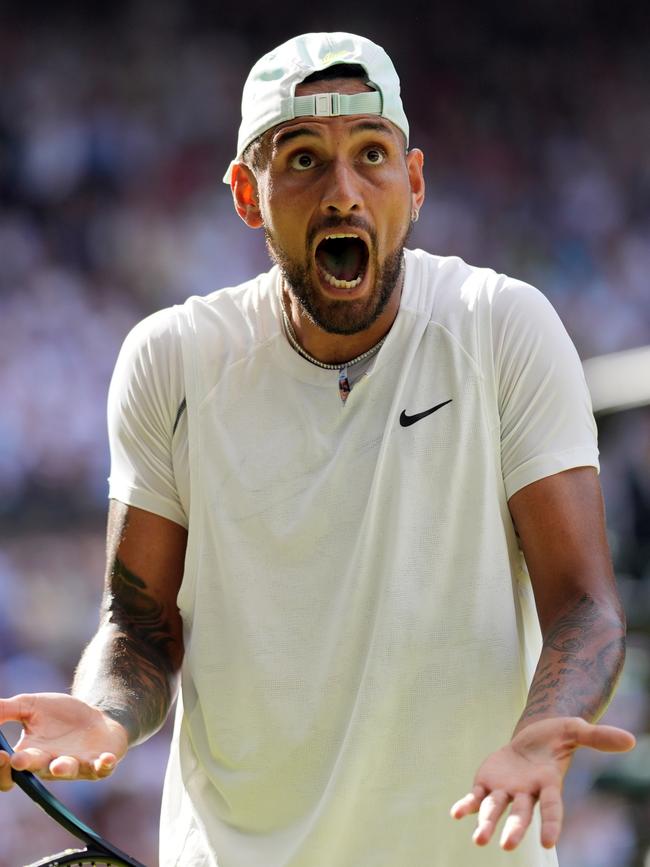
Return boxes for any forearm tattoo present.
[518,593,626,726]
[77,557,180,744]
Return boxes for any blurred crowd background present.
[0,1,649,864]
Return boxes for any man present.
[0,32,635,866]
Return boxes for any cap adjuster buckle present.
[315,92,341,117]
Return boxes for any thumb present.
[570,718,636,753]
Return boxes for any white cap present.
[223,32,410,183]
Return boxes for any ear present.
[231,163,263,228]
[406,148,425,220]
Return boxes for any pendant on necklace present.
[338,366,351,404]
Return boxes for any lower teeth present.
[319,267,363,289]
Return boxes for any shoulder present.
[111,306,183,395]
[109,306,184,419]
[406,248,549,320]
[179,269,278,339]
[174,270,281,389]
[119,305,181,355]
[114,264,278,376]
[405,249,561,360]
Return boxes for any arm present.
[512,466,625,732]
[451,467,635,849]
[0,501,186,786]
[73,500,187,745]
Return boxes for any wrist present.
[85,702,137,748]
[512,711,556,739]
[510,711,593,743]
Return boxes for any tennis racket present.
[0,726,147,866]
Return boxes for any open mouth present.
[315,234,369,290]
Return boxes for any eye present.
[362,147,385,165]
[289,152,316,171]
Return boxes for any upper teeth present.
[325,233,359,240]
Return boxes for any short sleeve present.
[493,280,599,500]
[107,307,188,527]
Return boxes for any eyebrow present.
[273,126,320,150]
[272,119,397,152]
[349,120,395,137]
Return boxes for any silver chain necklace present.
[280,291,387,371]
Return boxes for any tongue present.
[317,241,364,282]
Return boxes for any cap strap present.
[287,91,383,119]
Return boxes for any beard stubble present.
[265,216,411,336]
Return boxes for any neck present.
[281,267,404,366]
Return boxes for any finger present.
[93,752,117,777]
[48,755,81,779]
[473,790,511,846]
[0,751,15,792]
[450,785,486,819]
[10,747,52,774]
[539,785,563,848]
[572,720,636,753]
[500,793,535,851]
[49,752,118,781]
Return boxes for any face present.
[245,77,424,336]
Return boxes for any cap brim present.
[223,160,237,185]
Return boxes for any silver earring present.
[411,208,419,223]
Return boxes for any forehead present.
[270,76,402,149]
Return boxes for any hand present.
[0,692,129,791]
[450,717,635,851]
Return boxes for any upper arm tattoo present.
[95,556,181,742]
[106,556,177,665]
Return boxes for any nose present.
[319,158,362,216]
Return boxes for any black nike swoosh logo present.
[399,399,453,427]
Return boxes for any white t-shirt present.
[108,249,598,867]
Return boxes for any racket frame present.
[0,726,147,866]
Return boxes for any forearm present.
[73,624,178,746]
[514,591,626,736]
[73,556,182,746]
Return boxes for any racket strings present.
[29,861,125,866]
[66,862,118,866]
[26,853,128,867]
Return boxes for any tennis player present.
[0,32,635,866]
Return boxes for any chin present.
[299,268,396,336]
[268,225,407,335]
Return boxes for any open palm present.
[450,716,635,851]
[0,692,128,788]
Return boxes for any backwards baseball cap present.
[223,32,409,184]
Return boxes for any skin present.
[0,76,634,855]
[73,501,186,747]
[231,76,425,364]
